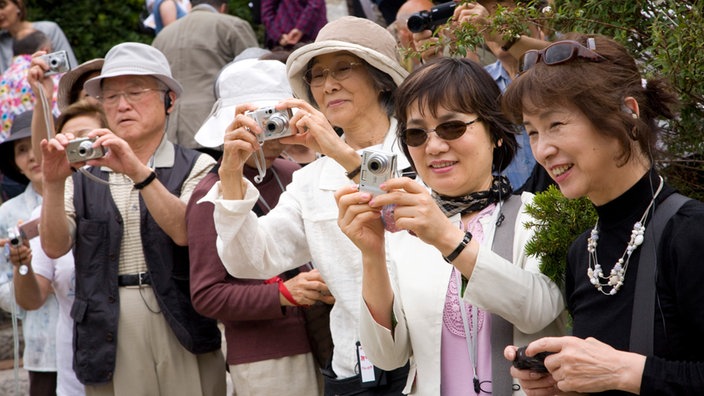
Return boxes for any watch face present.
[18,265,28,276]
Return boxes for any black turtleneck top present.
[566,170,704,395]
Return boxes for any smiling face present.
[406,103,495,197]
[309,52,384,129]
[523,101,648,205]
[100,75,168,144]
[0,0,21,31]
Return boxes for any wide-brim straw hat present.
[57,58,104,111]
[84,42,182,99]
[286,16,408,102]
[195,58,293,148]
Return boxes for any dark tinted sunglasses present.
[402,119,479,147]
[519,40,607,74]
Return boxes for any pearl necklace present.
[587,176,664,296]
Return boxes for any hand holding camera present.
[512,346,554,373]
[38,50,71,76]
[66,137,108,163]
[244,106,295,144]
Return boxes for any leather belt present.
[117,272,151,287]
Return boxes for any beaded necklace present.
[587,176,664,296]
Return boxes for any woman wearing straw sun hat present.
[202,16,412,395]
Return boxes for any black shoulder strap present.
[490,195,523,395]
[629,193,690,355]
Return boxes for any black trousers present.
[323,363,410,396]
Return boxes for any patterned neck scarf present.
[432,175,513,218]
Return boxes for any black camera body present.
[407,1,458,33]
[512,346,554,374]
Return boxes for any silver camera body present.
[244,106,294,144]
[39,50,71,76]
[66,137,107,163]
[7,227,23,248]
[359,149,398,197]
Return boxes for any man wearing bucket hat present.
[190,57,333,395]
[0,110,60,396]
[38,42,225,395]
[204,16,414,395]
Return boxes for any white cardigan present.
[359,192,568,395]
[205,119,411,379]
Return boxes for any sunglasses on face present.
[402,118,480,147]
[519,40,607,74]
[303,60,362,87]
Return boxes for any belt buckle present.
[138,271,148,286]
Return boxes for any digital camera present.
[66,137,107,163]
[512,346,554,374]
[359,149,397,197]
[39,50,71,76]
[244,106,294,144]
[7,227,23,248]
[407,1,457,33]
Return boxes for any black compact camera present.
[39,50,71,76]
[66,137,107,163]
[359,149,397,197]
[512,346,554,374]
[407,1,458,33]
[244,106,294,144]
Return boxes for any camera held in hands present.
[244,106,294,144]
[39,50,71,76]
[359,149,397,197]
[66,137,107,163]
[512,346,554,374]
[407,1,458,33]
[7,227,24,248]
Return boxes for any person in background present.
[12,101,108,396]
[261,0,327,50]
[150,0,191,34]
[389,0,432,71]
[204,16,412,395]
[190,57,331,396]
[152,0,258,155]
[336,57,565,395]
[38,42,224,395]
[502,33,704,395]
[0,0,77,73]
[0,110,59,396]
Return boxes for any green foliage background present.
[25,0,258,62]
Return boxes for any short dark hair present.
[394,57,518,173]
[502,33,679,166]
[12,30,50,55]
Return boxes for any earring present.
[631,112,639,119]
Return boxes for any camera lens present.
[50,57,60,67]
[367,155,389,174]
[78,140,94,157]
[266,115,288,135]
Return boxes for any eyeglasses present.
[303,61,363,87]
[519,40,607,74]
[97,88,166,106]
[402,119,480,147]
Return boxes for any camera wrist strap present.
[456,268,481,393]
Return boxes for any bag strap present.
[629,192,690,355]
[490,195,523,395]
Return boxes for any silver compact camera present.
[359,148,398,197]
[39,50,71,76]
[7,227,23,248]
[244,106,294,143]
[66,137,107,163]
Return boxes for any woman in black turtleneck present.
[501,32,704,395]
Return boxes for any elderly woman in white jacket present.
[336,57,567,395]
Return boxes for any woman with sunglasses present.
[205,16,414,395]
[335,57,566,395]
[502,33,704,395]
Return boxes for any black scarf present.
[432,175,513,218]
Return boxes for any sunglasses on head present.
[402,119,480,147]
[519,39,607,74]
